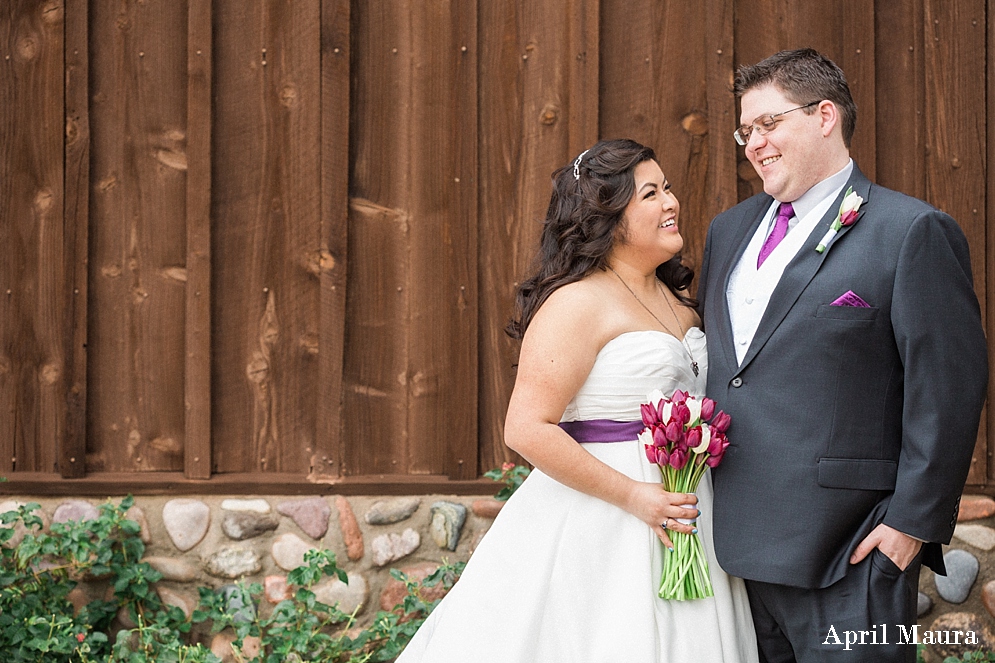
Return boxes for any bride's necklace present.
[608,265,699,377]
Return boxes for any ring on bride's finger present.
[661,518,670,530]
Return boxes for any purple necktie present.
[757,202,794,268]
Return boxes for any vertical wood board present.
[0,1,66,474]
[211,0,322,474]
[923,0,987,484]
[312,0,350,479]
[475,0,598,474]
[185,0,212,479]
[63,0,90,478]
[87,0,189,473]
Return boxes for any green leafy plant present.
[944,652,995,663]
[0,498,464,662]
[0,496,178,662]
[483,462,530,501]
[348,559,466,662]
[193,548,360,662]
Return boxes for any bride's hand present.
[625,482,699,550]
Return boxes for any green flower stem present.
[658,459,714,600]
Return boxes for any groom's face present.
[740,84,835,203]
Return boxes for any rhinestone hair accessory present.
[573,149,590,180]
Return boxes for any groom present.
[698,49,988,662]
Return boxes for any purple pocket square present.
[831,290,871,308]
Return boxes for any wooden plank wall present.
[0,0,992,495]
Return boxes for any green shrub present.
[0,498,463,662]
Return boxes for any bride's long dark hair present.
[506,138,696,340]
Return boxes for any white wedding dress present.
[397,329,758,662]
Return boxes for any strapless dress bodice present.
[561,327,707,423]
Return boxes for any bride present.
[397,139,758,662]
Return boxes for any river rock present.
[926,612,995,659]
[371,529,420,567]
[471,499,504,519]
[335,496,364,561]
[983,579,995,619]
[221,584,257,623]
[378,562,450,610]
[277,497,330,539]
[210,632,238,663]
[958,495,995,521]
[917,591,932,617]
[953,523,995,551]
[265,575,293,603]
[53,499,99,524]
[205,547,262,579]
[221,499,271,514]
[124,505,152,544]
[0,500,44,548]
[430,501,467,551]
[272,532,317,571]
[157,587,196,620]
[365,498,421,525]
[163,499,210,552]
[222,512,279,540]
[313,572,368,616]
[143,556,197,582]
[934,549,979,603]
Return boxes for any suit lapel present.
[735,168,873,374]
[713,195,772,373]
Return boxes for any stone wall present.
[918,495,995,660]
[6,491,995,660]
[0,493,503,658]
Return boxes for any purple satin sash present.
[558,419,644,443]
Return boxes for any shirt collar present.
[781,158,854,221]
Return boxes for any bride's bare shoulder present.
[529,275,617,339]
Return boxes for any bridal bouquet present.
[639,388,731,600]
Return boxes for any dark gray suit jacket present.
[698,166,988,589]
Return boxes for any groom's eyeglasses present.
[733,101,821,146]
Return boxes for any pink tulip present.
[665,420,682,442]
[641,403,658,427]
[673,403,691,427]
[711,411,731,434]
[705,435,729,468]
[706,432,726,457]
[686,427,701,452]
[700,398,715,421]
[669,448,688,470]
[644,444,657,464]
[653,425,668,448]
[671,389,687,405]
[840,209,858,226]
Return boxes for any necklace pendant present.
[691,361,699,377]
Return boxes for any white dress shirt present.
[726,160,854,365]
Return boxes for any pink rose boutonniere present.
[815,186,863,254]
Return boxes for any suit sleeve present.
[883,209,988,543]
[696,222,715,328]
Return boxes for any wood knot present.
[16,36,39,61]
[34,189,54,215]
[42,2,64,24]
[155,149,188,171]
[40,362,61,385]
[681,112,708,136]
[539,104,559,126]
[280,84,298,108]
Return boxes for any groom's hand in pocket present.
[849,523,923,571]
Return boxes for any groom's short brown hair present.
[734,48,857,148]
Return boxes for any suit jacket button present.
[731,377,743,388]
